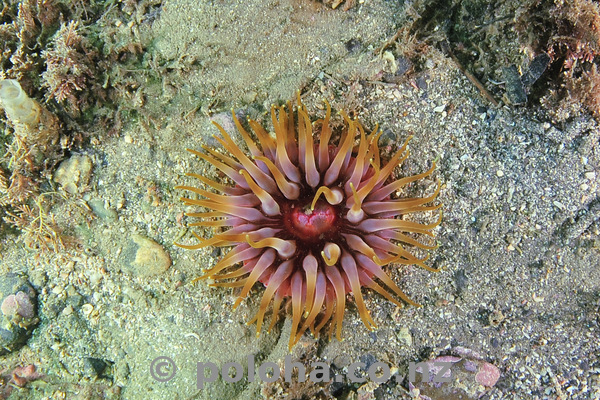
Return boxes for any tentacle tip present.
[372,255,385,267]
[174,241,203,250]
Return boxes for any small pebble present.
[397,326,413,347]
[584,171,596,180]
[120,234,172,277]
[88,198,118,221]
[84,357,110,378]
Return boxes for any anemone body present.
[178,95,441,348]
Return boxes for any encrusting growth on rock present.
[0,79,60,152]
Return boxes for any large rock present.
[0,273,38,355]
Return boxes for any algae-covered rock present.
[53,154,93,194]
[0,273,38,355]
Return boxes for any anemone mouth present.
[177,93,442,349]
[282,198,341,243]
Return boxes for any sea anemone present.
[177,94,441,348]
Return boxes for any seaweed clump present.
[0,0,165,256]
[385,0,600,121]
[0,1,105,255]
[516,0,600,121]
[42,20,97,114]
[0,0,63,83]
[0,79,66,254]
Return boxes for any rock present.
[397,326,413,347]
[0,273,38,355]
[408,347,501,400]
[502,65,527,105]
[53,154,93,194]
[1,291,35,319]
[84,357,109,377]
[521,53,550,86]
[0,364,44,398]
[357,381,378,400]
[87,198,118,221]
[120,234,171,277]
